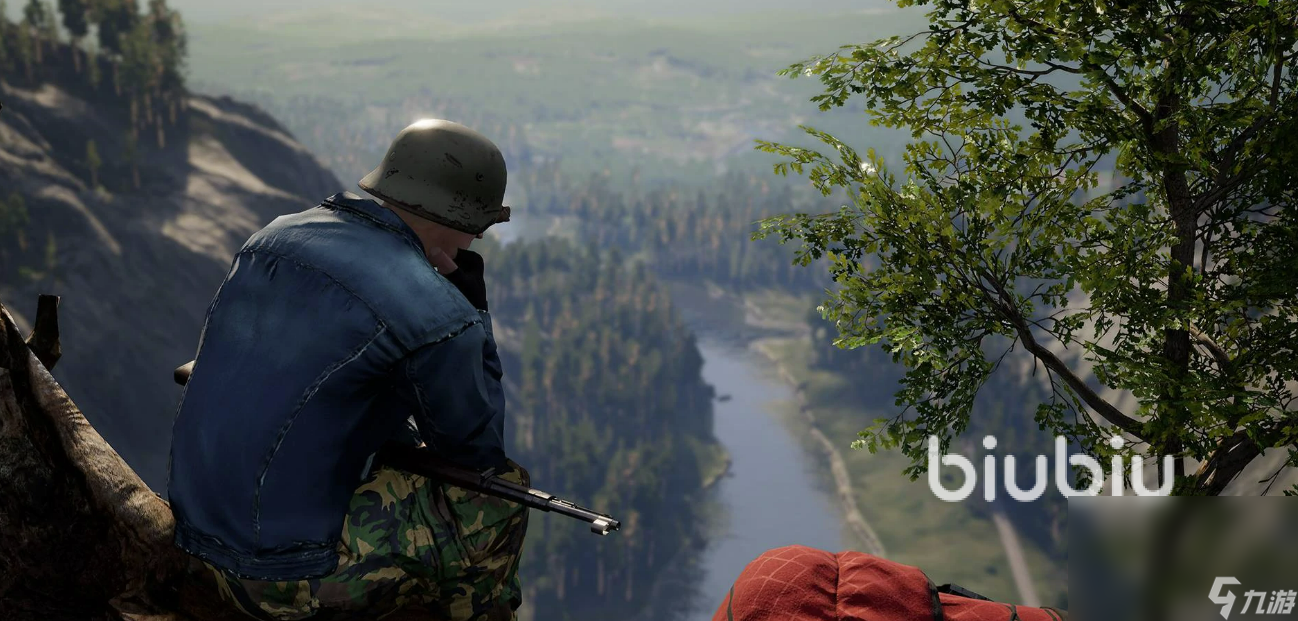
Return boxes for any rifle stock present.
[172,360,620,536]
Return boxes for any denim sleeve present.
[401,312,508,472]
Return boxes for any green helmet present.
[358,119,508,235]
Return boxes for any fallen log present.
[0,296,241,621]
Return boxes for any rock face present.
[0,59,342,489]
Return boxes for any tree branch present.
[979,270,1146,436]
[1188,326,1232,372]
[1191,430,1263,495]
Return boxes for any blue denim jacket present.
[167,192,509,581]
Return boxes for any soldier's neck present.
[384,202,468,260]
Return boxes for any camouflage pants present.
[195,460,530,621]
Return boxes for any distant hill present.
[0,42,341,490]
[164,0,893,26]
[182,6,927,185]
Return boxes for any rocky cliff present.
[0,49,341,489]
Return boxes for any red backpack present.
[713,545,1067,621]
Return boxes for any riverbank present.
[649,285,852,621]
[740,289,886,554]
[739,289,1068,607]
[750,336,886,556]
[696,436,733,490]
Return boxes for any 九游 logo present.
[1209,576,1296,619]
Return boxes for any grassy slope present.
[746,290,1068,608]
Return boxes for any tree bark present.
[1154,86,1194,483]
[0,298,244,620]
[1192,431,1263,496]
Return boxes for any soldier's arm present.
[400,315,508,472]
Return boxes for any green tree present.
[119,19,156,108]
[21,0,44,64]
[93,0,138,94]
[14,15,34,80]
[94,0,138,54]
[85,40,101,89]
[0,192,30,275]
[58,0,90,72]
[42,230,58,285]
[85,139,101,189]
[147,0,186,109]
[37,1,57,49]
[755,0,1298,495]
[0,0,10,73]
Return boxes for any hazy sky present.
[165,0,884,24]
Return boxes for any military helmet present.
[358,119,509,235]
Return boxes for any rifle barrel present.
[377,444,621,536]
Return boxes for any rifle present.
[173,360,620,536]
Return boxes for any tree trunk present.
[1192,431,1263,495]
[0,297,241,620]
[1154,91,1194,486]
[72,38,81,74]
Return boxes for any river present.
[687,335,847,617]
[490,226,850,620]
[660,282,848,620]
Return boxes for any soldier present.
[167,119,526,621]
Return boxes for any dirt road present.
[992,508,1041,607]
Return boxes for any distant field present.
[185,6,926,184]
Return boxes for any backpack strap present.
[727,584,735,621]
[936,583,993,601]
